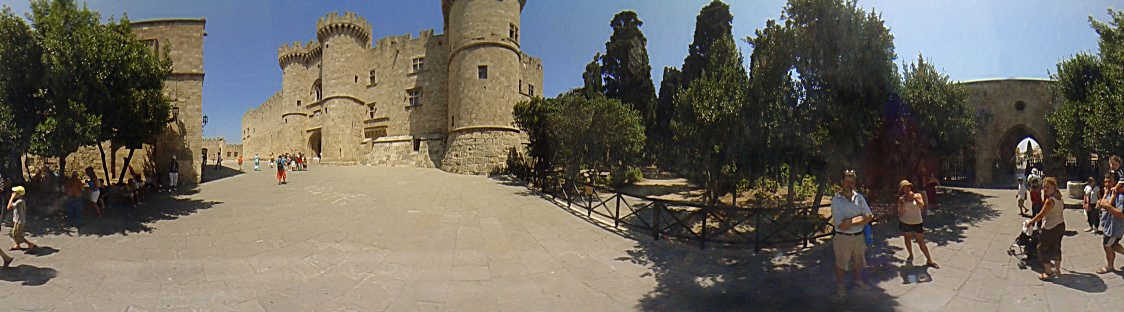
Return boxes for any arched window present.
[312,79,323,101]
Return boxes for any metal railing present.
[521,173,835,252]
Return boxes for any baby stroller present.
[1008,219,1039,269]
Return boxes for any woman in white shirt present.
[899,180,938,268]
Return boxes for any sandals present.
[1097,267,1117,274]
[927,262,940,269]
[1038,272,1053,280]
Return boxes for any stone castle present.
[241,0,542,174]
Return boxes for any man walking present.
[831,170,874,297]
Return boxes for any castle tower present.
[314,12,372,163]
[278,41,312,154]
[441,0,528,174]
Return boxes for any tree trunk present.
[97,143,111,184]
[22,153,30,182]
[118,148,136,184]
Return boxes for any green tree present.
[0,6,46,182]
[653,66,683,162]
[746,19,809,204]
[1048,10,1124,160]
[27,0,106,177]
[93,16,172,183]
[670,34,748,206]
[682,0,734,85]
[601,11,657,137]
[901,54,974,158]
[783,0,898,198]
[513,96,560,185]
[581,53,602,97]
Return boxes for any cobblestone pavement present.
[2,166,1121,311]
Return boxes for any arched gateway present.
[954,78,1062,186]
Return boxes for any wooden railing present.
[521,173,836,252]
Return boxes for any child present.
[1017,176,1028,216]
[7,186,34,255]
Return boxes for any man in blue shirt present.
[831,170,874,297]
[1097,172,1124,274]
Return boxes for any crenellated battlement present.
[316,11,372,46]
[278,40,322,68]
[521,53,542,68]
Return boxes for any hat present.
[10,186,25,196]
[899,180,913,189]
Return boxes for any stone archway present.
[960,79,1061,186]
[996,125,1041,182]
[307,129,322,159]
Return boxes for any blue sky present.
[3,0,1119,144]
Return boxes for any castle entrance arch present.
[960,79,1061,186]
[307,128,322,159]
[996,125,1042,182]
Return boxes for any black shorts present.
[899,221,924,233]
[1104,235,1122,248]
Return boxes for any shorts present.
[1104,235,1123,248]
[88,189,100,202]
[1031,202,1043,217]
[833,232,866,270]
[899,221,924,233]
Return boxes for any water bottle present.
[863,224,874,246]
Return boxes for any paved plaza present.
[2,165,1124,311]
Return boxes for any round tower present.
[442,0,528,174]
[314,12,372,163]
[278,41,312,154]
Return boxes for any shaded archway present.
[996,124,1042,184]
[307,129,322,159]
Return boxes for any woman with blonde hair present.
[1028,177,1066,280]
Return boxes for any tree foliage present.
[602,11,657,130]
[513,92,645,187]
[0,0,172,182]
[682,0,734,85]
[900,54,974,158]
[670,34,748,204]
[1048,10,1124,158]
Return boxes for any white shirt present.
[1017,181,1028,199]
[831,191,872,234]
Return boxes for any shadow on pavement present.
[23,191,221,237]
[623,188,999,311]
[1051,271,1106,293]
[0,264,57,286]
[497,175,1002,312]
[23,246,58,257]
[898,264,933,284]
[201,165,244,183]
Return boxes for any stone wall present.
[441,129,522,174]
[362,136,445,168]
[961,79,1061,186]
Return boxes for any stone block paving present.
[1,165,1120,311]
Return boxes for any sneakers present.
[1085,227,1094,232]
